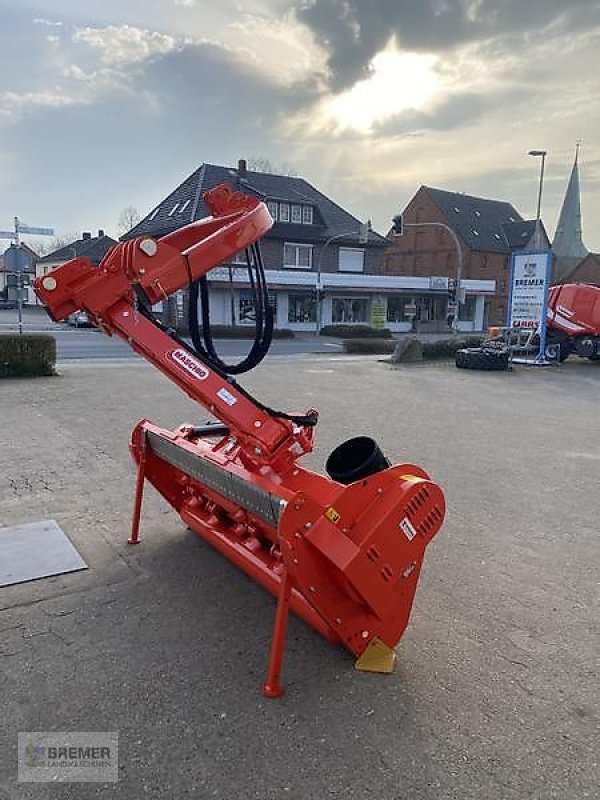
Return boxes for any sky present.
[1,0,599,251]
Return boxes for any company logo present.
[25,743,46,768]
[523,262,537,277]
[18,732,118,784]
[169,349,209,380]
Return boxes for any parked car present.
[67,310,91,327]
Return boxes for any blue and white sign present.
[508,252,552,329]
[508,251,553,360]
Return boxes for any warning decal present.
[399,516,417,541]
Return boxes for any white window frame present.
[279,203,290,222]
[338,247,365,273]
[283,242,313,269]
[267,200,278,221]
[291,204,302,223]
[302,206,313,224]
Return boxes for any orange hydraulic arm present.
[35,185,311,468]
[34,183,446,699]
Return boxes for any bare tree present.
[28,233,79,257]
[118,206,142,236]
[247,157,297,177]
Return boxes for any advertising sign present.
[370,297,386,329]
[508,252,552,330]
[508,251,553,362]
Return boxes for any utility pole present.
[392,217,464,332]
[315,222,370,333]
[0,218,54,334]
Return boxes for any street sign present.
[4,246,31,273]
[404,303,417,317]
[429,276,449,290]
[17,224,54,236]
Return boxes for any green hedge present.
[343,338,396,354]
[343,335,485,359]
[320,324,393,339]
[421,336,483,359]
[0,334,56,378]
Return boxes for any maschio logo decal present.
[169,349,209,380]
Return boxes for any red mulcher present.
[35,185,446,697]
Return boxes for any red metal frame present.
[34,184,446,698]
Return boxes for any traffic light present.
[392,214,403,236]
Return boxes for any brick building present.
[561,252,600,285]
[385,186,549,328]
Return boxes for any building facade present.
[384,186,548,328]
[124,160,395,331]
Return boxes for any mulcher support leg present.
[128,446,146,545]
[262,568,292,699]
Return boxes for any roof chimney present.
[82,232,92,240]
[98,229,105,238]
[238,159,247,178]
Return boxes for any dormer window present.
[279,203,290,222]
[291,204,302,223]
[267,200,278,221]
[302,206,313,224]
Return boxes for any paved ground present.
[0,308,346,360]
[1,354,599,798]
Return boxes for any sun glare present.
[326,47,440,133]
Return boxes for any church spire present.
[552,143,587,261]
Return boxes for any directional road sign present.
[17,224,54,236]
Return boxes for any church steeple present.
[552,143,588,270]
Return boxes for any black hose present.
[136,246,317,428]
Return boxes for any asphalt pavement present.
[0,307,344,360]
[1,352,599,798]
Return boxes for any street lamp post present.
[528,149,547,250]
[315,225,369,333]
[396,221,463,332]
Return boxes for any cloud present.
[295,0,600,90]
[73,24,181,66]
[33,18,63,28]
[0,89,78,124]
[226,11,327,86]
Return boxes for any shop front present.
[202,269,495,333]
